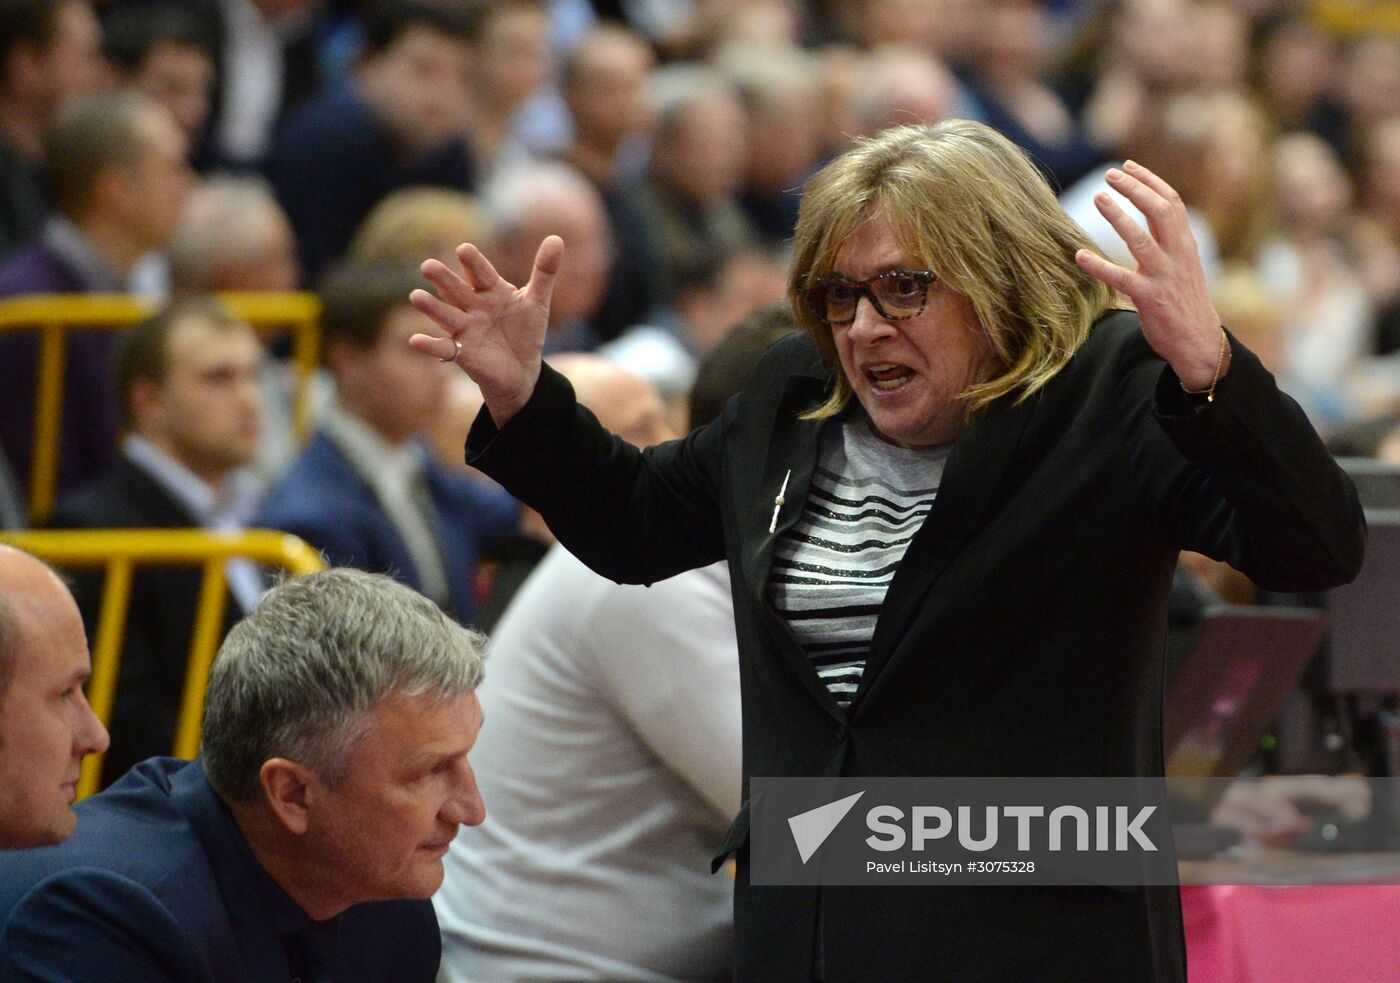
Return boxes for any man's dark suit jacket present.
[0,758,440,982]
[266,85,478,282]
[0,241,122,502]
[466,312,1365,982]
[257,430,517,626]
[47,458,247,783]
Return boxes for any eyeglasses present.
[807,269,936,327]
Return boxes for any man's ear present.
[5,41,44,90]
[323,336,358,381]
[86,165,131,220]
[126,376,162,432]
[258,758,320,836]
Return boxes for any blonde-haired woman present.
[410,120,1362,982]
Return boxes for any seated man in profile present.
[0,545,109,849]
[0,568,487,982]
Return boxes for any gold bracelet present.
[1180,329,1229,403]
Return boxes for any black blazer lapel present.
[738,372,846,720]
[851,392,1037,715]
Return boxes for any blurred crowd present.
[2,0,1400,502]
[3,0,1399,975]
[0,0,1396,724]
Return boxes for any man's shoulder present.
[270,87,382,163]
[0,760,211,920]
[424,457,517,518]
[0,242,74,296]
[261,432,362,512]
[48,460,190,529]
[257,434,385,555]
[0,864,212,982]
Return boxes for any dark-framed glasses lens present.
[820,280,861,323]
[871,272,930,318]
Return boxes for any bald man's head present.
[0,546,109,848]
[548,354,674,448]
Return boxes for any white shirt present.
[217,0,287,165]
[436,549,739,982]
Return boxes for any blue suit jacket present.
[256,431,518,625]
[0,758,440,982]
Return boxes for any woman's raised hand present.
[1074,161,1229,392]
[408,235,563,426]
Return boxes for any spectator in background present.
[1259,131,1377,426]
[0,0,104,258]
[0,92,194,504]
[600,242,788,410]
[1250,12,1347,152]
[720,43,822,244]
[482,161,613,353]
[1354,116,1400,356]
[953,0,1103,190]
[0,545,109,849]
[184,0,327,170]
[346,187,494,477]
[812,44,865,160]
[560,24,654,191]
[850,45,959,136]
[1059,91,1225,290]
[1336,33,1400,155]
[560,23,660,341]
[469,0,552,181]
[0,568,484,981]
[169,174,299,293]
[167,174,319,480]
[635,65,756,311]
[257,263,518,626]
[267,1,479,283]
[1181,1,1251,92]
[101,2,216,150]
[46,297,265,784]
[348,186,490,269]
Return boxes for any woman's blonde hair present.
[349,187,490,266]
[788,120,1118,420]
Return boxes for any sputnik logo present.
[787,791,865,864]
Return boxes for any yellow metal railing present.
[0,529,324,797]
[0,292,321,525]
[1312,0,1400,35]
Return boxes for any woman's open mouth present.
[867,363,914,392]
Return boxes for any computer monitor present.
[1165,606,1327,779]
[1336,458,1400,511]
[1327,510,1400,695]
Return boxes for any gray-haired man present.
[0,568,486,982]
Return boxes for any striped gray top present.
[770,417,950,708]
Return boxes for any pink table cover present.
[1182,884,1400,981]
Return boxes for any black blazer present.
[47,458,248,783]
[467,312,1364,982]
